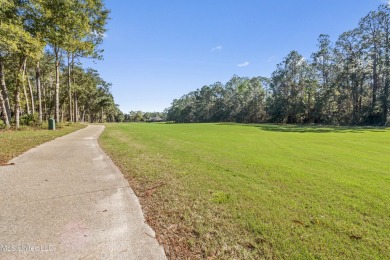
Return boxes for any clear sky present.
[84,0,386,113]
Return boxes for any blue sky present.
[85,0,386,113]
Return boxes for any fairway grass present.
[100,123,390,259]
[0,123,86,164]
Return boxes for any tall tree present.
[359,10,383,117]
[335,29,368,124]
[0,0,16,128]
[269,51,314,123]
[0,56,10,128]
[0,0,42,128]
[311,34,337,123]
[38,0,108,123]
[378,4,390,124]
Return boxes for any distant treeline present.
[121,111,167,122]
[0,0,121,129]
[167,4,390,126]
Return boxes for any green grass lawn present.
[0,123,86,164]
[100,123,390,259]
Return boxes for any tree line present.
[117,111,166,123]
[167,4,390,126]
[0,0,121,129]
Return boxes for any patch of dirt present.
[0,162,14,166]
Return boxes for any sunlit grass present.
[100,123,390,259]
[0,123,86,164]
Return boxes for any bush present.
[0,119,5,129]
[20,113,41,127]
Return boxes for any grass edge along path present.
[0,123,87,164]
[99,123,390,259]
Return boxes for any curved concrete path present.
[0,125,166,259]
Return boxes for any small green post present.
[48,118,56,130]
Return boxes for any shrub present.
[20,113,41,127]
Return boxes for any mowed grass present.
[0,123,86,164]
[100,123,390,259]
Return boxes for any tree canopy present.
[0,0,119,129]
[167,4,390,126]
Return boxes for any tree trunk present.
[15,56,27,129]
[54,47,60,123]
[383,29,390,125]
[67,53,72,122]
[27,74,35,115]
[61,106,64,123]
[0,88,10,128]
[0,58,11,128]
[74,94,78,122]
[384,74,389,124]
[43,82,47,121]
[36,61,42,124]
[372,52,378,110]
[71,55,78,122]
[82,106,86,122]
[22,60,30,115]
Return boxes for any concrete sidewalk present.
[0,125,166,259]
